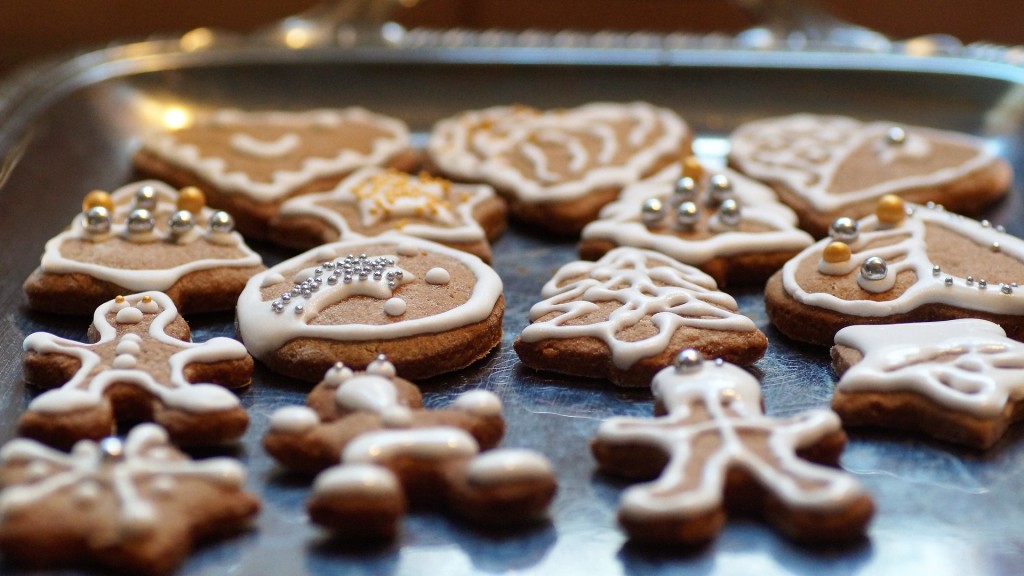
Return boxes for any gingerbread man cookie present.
[236,235,504,382]
[23,180,264,315]
[766,195,1024,346]
[579,159,814,286]
[264,358,556,540]
[729,113,1011,237]
[22,291,252,449]
[269,166,507,263]
[832,319,1024,449]
[0,425,259,575]
[592,350,873,545]
[515,247,767,387]
[427,102,691,235]
[133,107,417,238]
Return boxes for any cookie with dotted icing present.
[514,247,767,387]
[23,180,265,315]
[765,195,1024,346]
[133,107,417,239]
[236,235,504,382]
[579,160,814,286]
[591,350,873,546]
[0,424,259,575]
[728,113,1011,237]
[269,166,507,263]
[427,102,691,235]
[21,291,252,449]
[264,358,556,539]
[832,319,1024,449]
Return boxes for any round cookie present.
[766,196,1024,346]
[236,235,504,382]
[269,167,507,263]
[23,180,264,315]
[133,107,418,239]
[579,160,814,286]
[427,102,691,235]
[728,113,1012,237]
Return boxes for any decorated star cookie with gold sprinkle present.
[23,180,264,315]
[592,350,873,546]
[0,425,259,575]
[270,167,507,263]
[579,159,813,286]
[21,291,252,449]
[766,195,1024,346]
[133,107,417,238]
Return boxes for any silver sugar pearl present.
[280,292,292,302]
[82,206,112,234]
[126,208,155,234]
[981,219,992,228]
[829,217,859,243]
[134,185,158,210]
[886,126,907,145]
[992,242,1001,253]
[168,210,195,237]
[1002,284,1014,295]
[675,201,700,230]
[343,275,353,284]
[708,174,733,206]
[672,177,698,204]
[945,277,954,286]
[327,275,338,285]
[966,276,975,286]
[99,437,124,461]
[209,211,235,234]
[641,197,665,228]
[271,300,284,312]
[674,348,704,374]
[314,268,323,276]
[861,256,888,281]
[294,304,305,314]
[997,225,1006,233]
[717,198,741,227]
[979,279,988,290]
[932,265,941,276]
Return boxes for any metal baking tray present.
[2,24,1024,576]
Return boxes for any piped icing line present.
[141,108,410,202]
[781,203,1024,317]
[277,166,495,244]
[729,114,998,212]
[230,132,301,158]
[520,247,756,369]
[427,102,688,203]
[235,236,503,358]
[23,292,248,415]
[342,427,481,464]
[596,359,867,518]
[40,180,262,291]
[581,163,813,263]
[0,424,245,533]
[835,319,1024,418]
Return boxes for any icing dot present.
[425,267,451,285]
[115,307,144,324]
[122,334,142,343]
[269,406,320,434]
[323,362,354,386]
[467,449,553,486]
[396,242,420,256]
[367,355,397,378]
[112,354,138,369]
[822,241,851,264]
[384,297,407,316]
[312,463,401,497]
[453,390,503,417]
[137,297,160,314]
[115,339,141,355]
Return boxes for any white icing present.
[334,374,399,413]
[230,132,300,158]
[381,406,413,428]
[367,357,397,378]
[342,427,479,464]
[112,354,137,369]
[142,108,409,202]
[40,180,262,292]
[22,292,249,417]
[261,272,286,288]
[452,390,503,417]
[115,340,141,355]
[596,360,867,520]
[466,449,553,486]
[383,297,407,316]
[323,362,354,386]
[312,463,401,498]
[581,164,813,264]
[782,204,1024,317]
[236,236,503,358]
[278,166,496,245]
[519,247,757,369]
[427,102,689,204]
[115,307,144,324]
[425,267,451,285]
[835,319,1024,418]
[729,114,998,212]
[269,406,321,434]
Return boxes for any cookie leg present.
[443,449,557,528]
[307,463,406,541]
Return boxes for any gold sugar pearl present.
[176,186,206,213]
[682,155,704,182]
[142,295,152,304]
[823,241,852,263]
[82,190,114,213]
[876,194,906,225]
[115,295,126,303]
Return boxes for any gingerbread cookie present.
[22,291,252,449]
[832,319,1024,449]
[592,350,873,546]
[766,195,1024,346]
[0,425,259,575]
[579,159,814,286]
[515,247,767,387]
[264,358,556,539]
[23,180,264,315]
[236,235,504,382]
[133,107,417,238]
[427,102,691,235]
[729,113,1011,237]
[269,166,507,263]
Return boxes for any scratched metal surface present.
[2,41,1024,576]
